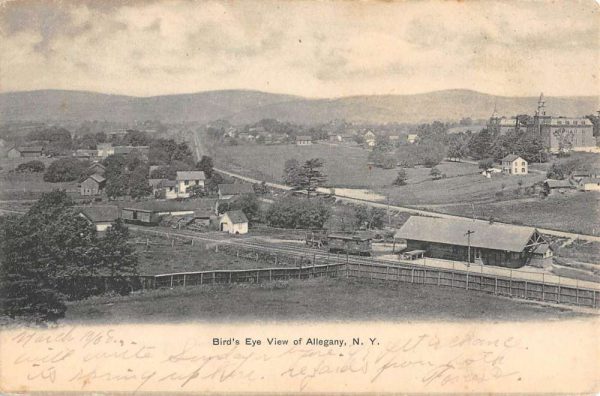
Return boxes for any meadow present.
[214,142,479,189]
[64,277,585,323]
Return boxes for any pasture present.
[214,143,479,188]
[64,277,585,323]
[0,171,78,200]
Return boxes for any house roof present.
[125,198,217,213]
[223,210,248,224]
[88,162,105,169]
[218,183,255,195]
[502,154,522,162]
[176,171,206,181]
[544,179,572,189]
[76,205,119,223]
[17,146,44,152]
[297,135,312,140]
[579,177,600,185]
[532,244,551,254]
[83,174,106,184]
[394,216,537,253]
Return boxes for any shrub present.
[15,160,45,173]
[44,158,88,182]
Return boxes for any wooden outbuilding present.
[219,210,248,234]
[80,174,106,196]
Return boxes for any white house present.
[501,154,528,175]
[577,177,600,192]
[407,134,418,144]
[364,130,376,147]
[176,171,206,198]
[219,210,248,234]
[96,143,114,158]
[296,135,312,145]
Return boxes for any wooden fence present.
[141,261,599,310]
[346,262,599,309]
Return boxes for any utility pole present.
[465,230,475,266]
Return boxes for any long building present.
[394,216,553,268]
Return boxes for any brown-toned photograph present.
[0,0,599,393]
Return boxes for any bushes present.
[44,157,88,182]
[266,197,331,229]
[15,160,45,173]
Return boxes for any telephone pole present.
[465,230,475,266]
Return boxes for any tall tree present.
[196,155,214,178]
[290,158,327,198]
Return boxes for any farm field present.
[432,192,600,236]
[214,143,478,188]
[378,172,545,206]
[0,171,78,200]
[64,277,587,323]
[133,233,310,275]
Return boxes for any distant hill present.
[0,89,597,124]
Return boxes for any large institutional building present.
[488,93,596,153]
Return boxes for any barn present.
[217,183,255,200]
[122,199,219,226]
[394,216,553,268]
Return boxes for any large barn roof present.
[394,216,537,253]
[176,171,206,181]
[224,210,248,224]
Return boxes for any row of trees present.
[0,191,138,322]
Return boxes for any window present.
[522,168,526,173]
[522,161,526,166]
[184,180,189,185]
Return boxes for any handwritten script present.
[1,326,524,392]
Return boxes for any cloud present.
[0,0,598,97]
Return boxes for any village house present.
[80,174,106,196]
[407,134,418,144]
[218,183,255,200]
[501,154,528,175]
[87,162,106,176]
[149,178,178,199]
[96,143,114,158]
[76,205,120,232]
[576,177,600,192]
[7,146,44,158]
[219,210,249,234]
[73,149,99,160]
[175,171,206,198]
[363,130,376,147]
[394,216,553,268]
[296,135,313,145]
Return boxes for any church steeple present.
[536,92,546,116]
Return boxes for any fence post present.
[385,266,389,281]
[411,268,414,283]
[466,270,469,290]
[170,275,174,288]
[256,270,259,283]
[542,273,545,301]
[229,272,232,284]
[437,270,441,286]
[524,281,528,299]
[494,277,498,295]
[509,271,512,296]
[213,272,216,284]
[269,269,272,282]
[557,277,561,304]
[200,272,203,284]
[191,239,194,247]
[594,291,597,309]
[451,271,454,287]
[357,262,360,278]
[183,274,187,287]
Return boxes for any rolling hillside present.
[0,89,597,124]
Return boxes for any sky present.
[0,0,599,98]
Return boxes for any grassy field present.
[432,192,600,236]
[133,233,307,275]
[377,171,545,206]
[64,277,586,323]
[214,143,478,188]
[0,171,78,200]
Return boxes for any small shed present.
[543,179,574,195]
[80,174,106,196]
[87,162,105,175]
[76,205,119,232]
[219,210,248,234]
[577,177,600,192]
